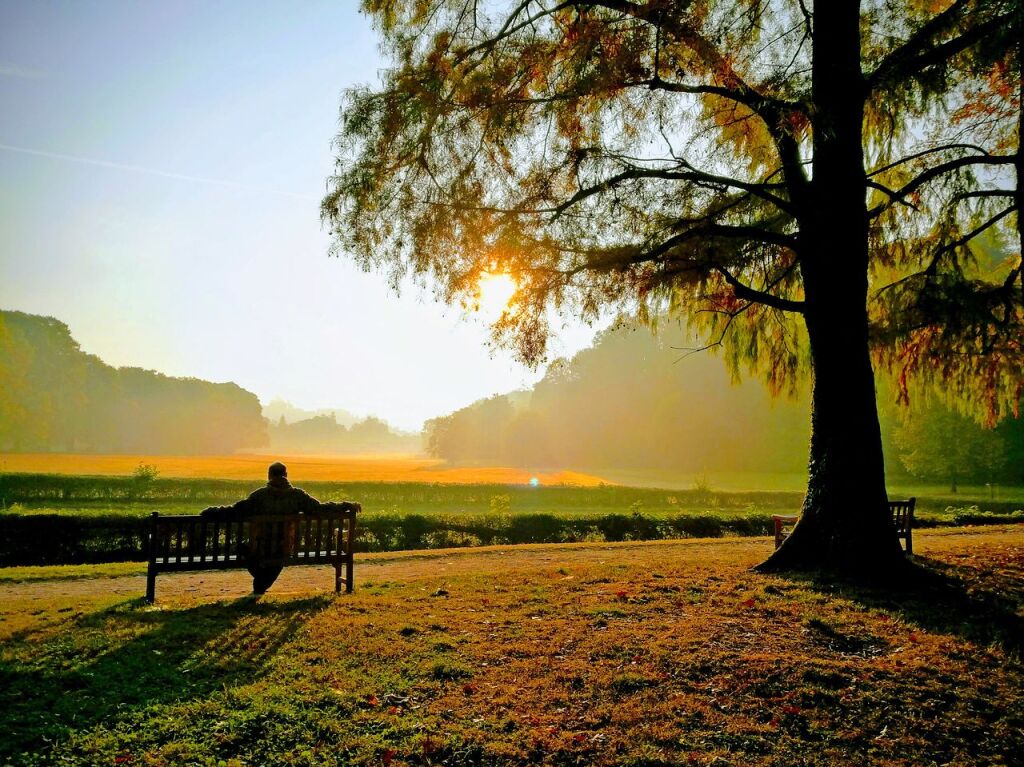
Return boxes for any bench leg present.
[905,528,913,556]
[345,556,354,594]
[145,565,156,603]
[335,563,342,594]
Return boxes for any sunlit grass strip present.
[0,561,147,583]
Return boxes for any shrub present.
[671,514,723,538]
[0,514,149,565]
[950,507,1024,526]
[506,513,564,544]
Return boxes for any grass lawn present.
[1,527,1021,766]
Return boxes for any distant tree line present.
[427,325,810,473]
[0,310,267,454]
[262,398,361,428]
[426,324,1024,489]
[268,412,421,454]
[884,390,1023,491]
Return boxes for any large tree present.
[323,0,1021,573]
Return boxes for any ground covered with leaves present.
[1,528,1022,766]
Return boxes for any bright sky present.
[0,1,601,432]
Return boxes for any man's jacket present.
[203,476,324,519]
[201,477,358,559]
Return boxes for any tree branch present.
[867,2,1011,92]
[715,266,805,313]
[872,206,1019,296]
[868,155,1016,218]
[867,143,991,178]
[551,165,794,218]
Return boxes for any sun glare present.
[476,272,517,319]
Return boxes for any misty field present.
[2,455,1023,567]
[0,453,609,486]
[2,527,1022,766]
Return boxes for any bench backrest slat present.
[150,510,356,567]
[773,498,916,551]
[175,519,184,561]
[162,519,172,561]
[196,518,205,562]
[187,519,196,562]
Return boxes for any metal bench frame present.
[145,508,356,602]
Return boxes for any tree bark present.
[758,0,907,574]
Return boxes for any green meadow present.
[2,528,1022,766]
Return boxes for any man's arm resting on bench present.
[318,500,362,513]
[200,496,255,518]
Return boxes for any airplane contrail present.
[0,142,319,201]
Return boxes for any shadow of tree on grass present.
[784,554,1024,657]
[0,594,331,760]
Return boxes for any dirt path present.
[3,526,1020,610]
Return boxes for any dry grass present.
[0,453,610,486]
[1,528,1022,766]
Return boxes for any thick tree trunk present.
[759,289,905,573]
[758,1,906,574]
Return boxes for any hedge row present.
[0,512,775,566]
[0,474,263,503]
[0,514,150,566]
[3,509,1021,567]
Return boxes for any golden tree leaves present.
[325,0,1019,417]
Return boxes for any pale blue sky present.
[0,1,600,431]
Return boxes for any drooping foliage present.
[324,0,1021,419]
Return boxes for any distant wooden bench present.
[145,508,357,602]
[772,497,916,554]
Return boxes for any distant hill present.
[0,309,267,454]
[267,412,422,454]
[262,398,360,427]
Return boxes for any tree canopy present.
[324,0,1020,418]
[324,0,1021,571]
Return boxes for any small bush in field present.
[131,463,160,482]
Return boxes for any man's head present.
[268,462,288,480]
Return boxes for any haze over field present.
[0,1,1020,500]
[0,453,607,486]
[0,0,602,433]
[3,307,1023,493]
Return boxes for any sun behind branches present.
[475,271,517,320]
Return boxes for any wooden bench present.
[772,497,916,553]
[145,507,357,602]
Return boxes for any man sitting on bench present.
[201,461,360,594]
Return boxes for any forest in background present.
[0,310,267,454]
[266,412,421,454]
[425,323,1024,489]
[4,307,1021,487]
[0,310,417,456]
